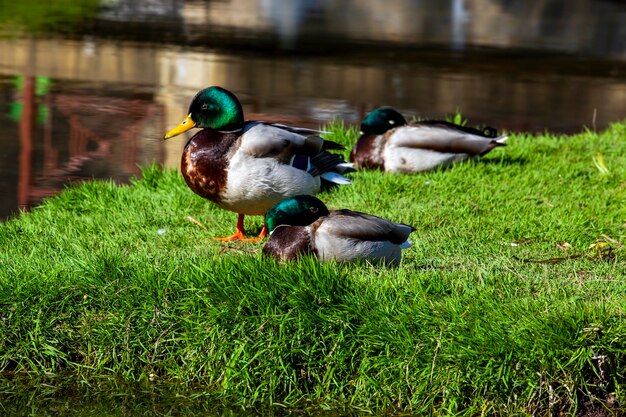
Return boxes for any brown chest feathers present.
[181,129,239,203]
[349,134,385,170]
[262,226,317,262]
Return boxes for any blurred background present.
[1,0,625,219]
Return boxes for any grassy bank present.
[0,122,625,415]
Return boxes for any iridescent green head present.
[265,195,330,233]
[360,106,407,135]
[164,86,244,139]
[188,87,244,129]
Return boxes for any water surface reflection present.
[0,376,243,416]
[100,0,626,59]
[0,73,164,219]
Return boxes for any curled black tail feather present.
[308,151,350,177]
[418,120,499,138]
[321,139,345,151]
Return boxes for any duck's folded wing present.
[262,123,344,151]
[417,120,500,138]
[262,122,330,136]
[318,210,415,244]
[389,123,507,156]
[240,122,343,159]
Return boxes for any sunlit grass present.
[0,121,625,415]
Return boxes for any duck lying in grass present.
[164,86,352,241]
[262,195,415,265]
[350,107,508,173]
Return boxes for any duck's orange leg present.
[214,213,248,241]
[256,225,268,239]
[214,214,267,242]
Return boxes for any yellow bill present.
[164,114,196,140]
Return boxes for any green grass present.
[1,121,625,415]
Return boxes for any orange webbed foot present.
[213,216,267,242]
[213,230,248,242]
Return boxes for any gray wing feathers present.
[388,125,506,156]
[241,122,325,158]
[263,122,330,136]
[319,210,415,244]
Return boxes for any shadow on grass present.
[477,155,530,166]
[402,259,447,271]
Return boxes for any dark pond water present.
[0,375,358,416]
[0,376,247,416]
[1,0,626,220]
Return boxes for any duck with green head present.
[263,195,415,265]
[164,87,353,241]
[350,107,508,173]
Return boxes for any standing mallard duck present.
[350,107,508,173]
[262,195,415,265]
[164,87,352,241]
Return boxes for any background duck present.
[350,107,508,173]
[263,195,415,265]
[164,86,352,241]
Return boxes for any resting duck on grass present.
[262,195,415,265]
[350,107,508,173]
[164,86,352,241]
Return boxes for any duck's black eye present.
[483,126,498,137]
[310,207,318,213]
[201,104,208,111]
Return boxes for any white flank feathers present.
[495,135,508,144]
[320,172,352,184]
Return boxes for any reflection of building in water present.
[171,0,626,58]
[0,46,164,217]
[0,39,165,218]
[38,94,163,187]
[94,0,626,58]
[463,0,626,56]
[12,82,163,216]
